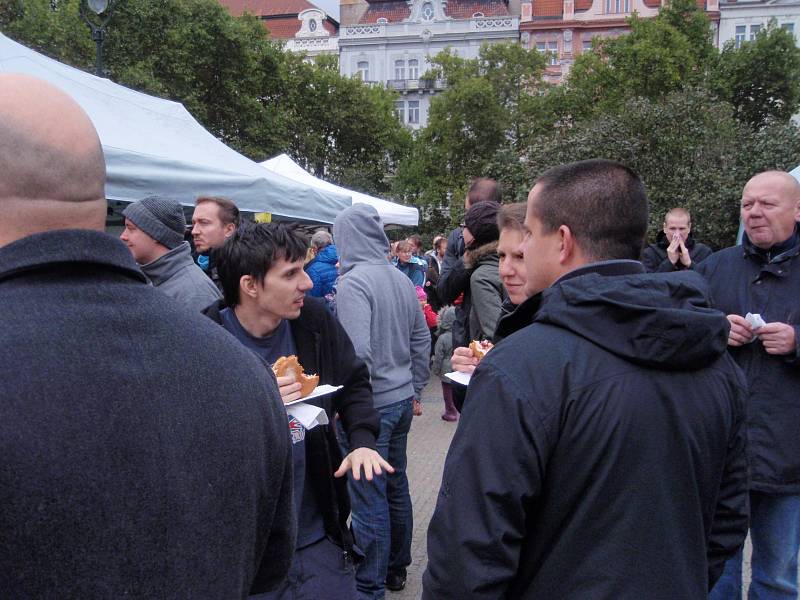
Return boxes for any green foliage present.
[1,0,408,196]
[523,86,800,249]
[711,21,800,128]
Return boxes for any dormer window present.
[421,2,434,20]
[309,19,317,31]
[473,11,485,17]
[377,17,388,23]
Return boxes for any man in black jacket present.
[205,222,388,600]
[423,160,749,599]
[0,74,295,598]
[700,171,800,600]
[641,207,713,272]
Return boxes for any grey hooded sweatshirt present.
[334,204,431,408]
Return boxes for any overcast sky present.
[311,0,340,20]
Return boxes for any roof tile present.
[444,0,512,18]
[363,1,411,22]
[532,0,563,17]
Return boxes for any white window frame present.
[394,100,405,123]
[408,59,420,79]
[356,61,369,81]
[749,23,762,40]
[394,59,405,80]
[734,25,746,48]
[408,100,420,124]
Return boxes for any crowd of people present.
[3,73,800,600]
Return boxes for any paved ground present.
[386,375,764,599]
[394,376,456,600]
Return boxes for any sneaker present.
[385,571,406,592]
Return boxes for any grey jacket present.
[333,204,431,408]
[433,306,456,378]
[141,242,221,312]
[464,241,504,342]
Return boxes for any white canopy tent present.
[0,33,351,224]
[261,154,419,227]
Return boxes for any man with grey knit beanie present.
[121,196,221,312]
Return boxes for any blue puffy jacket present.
[305,244,339,298]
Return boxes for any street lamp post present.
[80,0,116,78]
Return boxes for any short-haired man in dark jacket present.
[0,74,295,598]
[204,222,388,600]
[423,159,749,599]
[641,207,713,272]
[699,171,800,600]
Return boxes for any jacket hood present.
[535,263,729,370]
[464,241,499,270]
[334,204,390,274]
[437,306,456,333]
[314,244,339,265]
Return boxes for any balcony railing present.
[387,78,447,91]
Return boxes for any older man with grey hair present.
[305,228,339,299]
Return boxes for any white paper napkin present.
[445,371,472,386]
[286,402,329,430]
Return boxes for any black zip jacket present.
[696,226,800,494]
[204,297,380,555]
[424,261,749,599]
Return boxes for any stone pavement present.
[394,376,456,600]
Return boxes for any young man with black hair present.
[424,160,749,599]
[204,222,389,600]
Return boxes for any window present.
[356,61,369,81]
[536,42,558,65]
[750,24,762,40]
[547,41,558,65]
[394,59,405,80]
[408,100,420,124]
[394,101,405,123]
[421,1,434,20]
[605,0,629,13]
[734,25,746,48]
[309,19,317,32]
[582,39,593,53]
[782,22,795,35]
[408,59,419,79]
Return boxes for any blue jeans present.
[709,491,800,599]
[338,398,413,600]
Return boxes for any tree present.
[1,0,409,197]
[711,21,800,128]
[395,43,547,235]
[523,86,800,249]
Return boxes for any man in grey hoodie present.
[334,204,431,599]
[121,196,221,312]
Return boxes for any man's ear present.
[558,225,575,265]
[224,222,236,238]
[240,274,258,299]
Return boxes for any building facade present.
[339,0,520,129]
[519,0,720,82]
[219,0,339,57]
[718,0,800,49]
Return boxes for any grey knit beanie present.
[123,196,186,250]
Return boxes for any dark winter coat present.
[305,244,339,298]
[437,227,471,347]
[0,229,295,598]
[204,296,380,555]
[641,231,714,272]
[696,226,800,494]
[424,261,749,600]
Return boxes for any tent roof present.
[261,154,419,227]
[0,33,351,224]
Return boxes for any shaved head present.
[0,74,106,246]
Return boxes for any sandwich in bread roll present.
[469,340,494,361]
[272,355,320,399]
